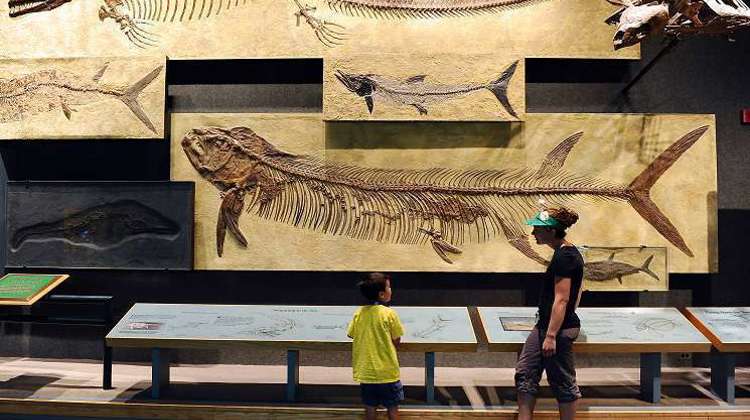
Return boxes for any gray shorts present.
[515,327,581,403]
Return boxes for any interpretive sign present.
[0,273,69,306]
[477,307,710,353]
[683,307,750,352]
[107,304,477,352]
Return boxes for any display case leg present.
[151,348,170,399]
[103,343,113,390]
[710,348,735,404]
[425,352,436,404]
[640,352,661,403]
[286,349,300,402]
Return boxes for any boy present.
[347,272,405,420]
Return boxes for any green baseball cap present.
[525,211,562,228]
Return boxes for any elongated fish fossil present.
[584,253,659,283]
[8,0,547,47]
[335,61,519,118]
[181,124,708,264]
[11,200,180,251]
[0,63,163,133]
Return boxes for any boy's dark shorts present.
[360,380,404,408]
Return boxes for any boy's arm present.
[390,311,405,348]
[347,312,358,339]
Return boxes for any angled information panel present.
[478,307,710,353]
[683,307,750,352]
[0,273,69,306]
[107,304,477,352]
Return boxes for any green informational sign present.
[0,273,69,305]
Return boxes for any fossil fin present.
[216,188,248,257]
[405,75,427,83]
[627,126,708,257]
[61,102,73,120]
[119,65,163,134]
[535,132,584,179]
[498,218,549,266]
[486,60,519,119]
[640,255,659,280]
[412,103,428,115]
[365,96,374,114]
[93,63,109,82]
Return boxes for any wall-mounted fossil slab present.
[6,182,194,269]
[0,0,638,59]
[580,246,668,292]
[0,56,165,139]
[170,113,715,273]
[324,54,524,121]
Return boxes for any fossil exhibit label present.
[580,246,668,292]
[0,56,165,139]
[324,54,525,121]
[6,182,194,269]
[1,0,637,59]
[171,113,715,273]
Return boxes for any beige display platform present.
[477,307,711,353]
[171,113,716,273]
[0,56,165,139]
[683,307,750,352]
[0,1,638,59]
[106,303,477,353]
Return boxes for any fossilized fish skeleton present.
[11,199,180,251]
[335,61,519,118]
[584,253,659,283]
[181,124,708,264]
[0,63,163,133]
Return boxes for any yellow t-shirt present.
[347,305,405,384]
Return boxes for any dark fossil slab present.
[5,181,194,270]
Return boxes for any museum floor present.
[0,357,747,419]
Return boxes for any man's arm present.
[542,276,571,356]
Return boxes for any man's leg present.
[516,328,544,420]
[559,400,578,420]
[365,406,377,420]
[517,392,537,420]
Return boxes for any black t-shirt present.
[536,245,584,332]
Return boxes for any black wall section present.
[0,41,748,362]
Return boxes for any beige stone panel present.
[171,113,715,273]
[580,246,668,292]
[0,0,637,59]
[323,54,525,121]
[0,56,165,139]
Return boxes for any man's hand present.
[542,335,556,357]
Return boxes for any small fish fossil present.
[180,124,708,264]
[11,200,179,251]
[0,62,163,133]
[335,61,519,118]
[634,317,678,333]
[584,252,659,284]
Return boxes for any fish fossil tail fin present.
[120,65,163,134]
[486,60,519,119]
[639,255,660,281]
[627,125,709,257]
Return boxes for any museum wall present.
[0,35,747,365]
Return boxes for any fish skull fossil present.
[8,0,72,17]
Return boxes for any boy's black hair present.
[358,272,390,302]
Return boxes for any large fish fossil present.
[11,200,180,251]
[584,252,659,283]
[8,0,547,47]
[0,62,163,133]
[335,61,519,118]
[181,124,708,264]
